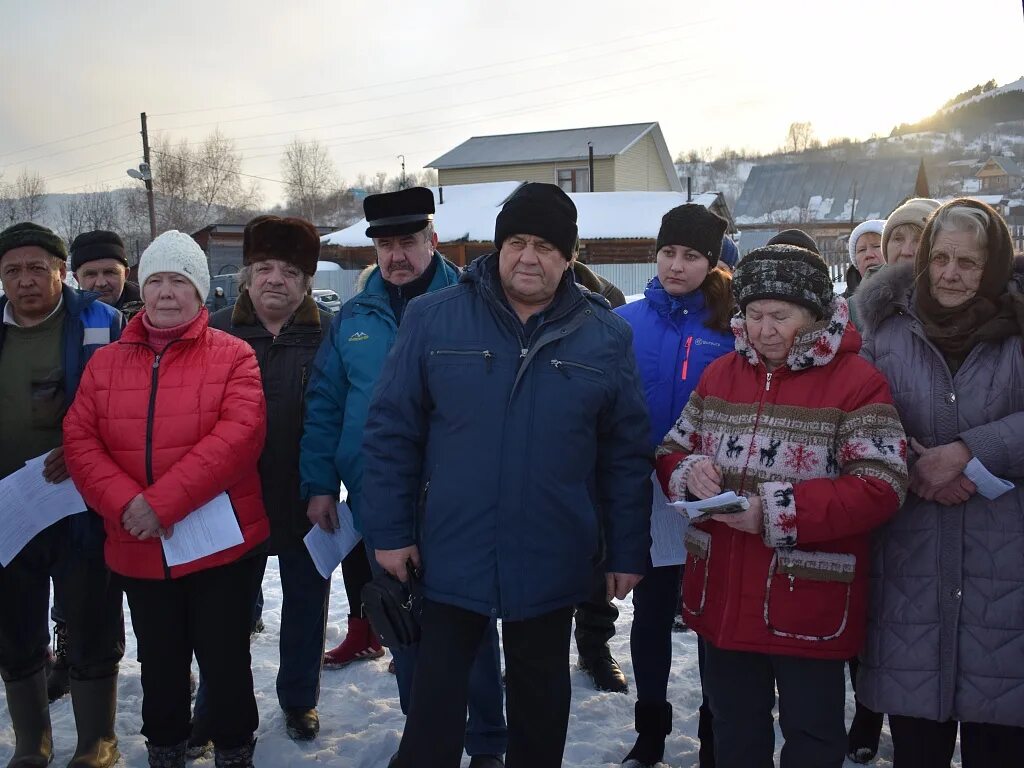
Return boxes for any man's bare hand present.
[376,546,421,583]
[306,495,339,532]
[606,572,643,601]
[42,446,69,484]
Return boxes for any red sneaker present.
[323,616,385,668]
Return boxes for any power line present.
[149,148,288,186]
[0,118,136,161]
[149,19,714,123]
[0,132,138,173]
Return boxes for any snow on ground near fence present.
[1,557,959,767]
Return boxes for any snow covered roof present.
[322,181,523,246]
[428,123,660,168]
[734,158,925,225]
[981,156,1024,177]
[322,182,725,246]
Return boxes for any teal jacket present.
[299,253,460,529]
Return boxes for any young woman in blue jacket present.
[615,204,735,767]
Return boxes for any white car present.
[312,289,341,313]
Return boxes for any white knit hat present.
[848,219,886,264]
[138,230,210,302]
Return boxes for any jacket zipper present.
[681,335,694,381]
[143,351,173,579]
[430,349,494,373]
[550,358,603,377]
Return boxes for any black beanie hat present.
[732,244,833,319]
[70,230,128,271]
[494,182,578,260]
[0,222,67,262]
[766,228,819,255]
[655,204,728,267]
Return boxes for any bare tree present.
[281,138,340,223]
[0,173,16,226]
[57,196,88,244]
[14,169,47,222]
[151,130,263,233]
[785,122,815,154]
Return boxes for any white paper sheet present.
[0,453,87,566]
[649,472,688,567]
[161,493,244,567]
[303,502,362,580]
[963,457,1015,500]
[669,491,750,520]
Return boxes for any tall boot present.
[3,669,53,768]
[145,742,186,768]
[67,675,120,768]
[622,701,672,767]
[214,738,256,768]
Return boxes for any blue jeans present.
[195,549,329,718]
[366,542,507,757]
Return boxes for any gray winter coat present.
[853,262,1024,727]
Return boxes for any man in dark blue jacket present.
[363,183,652,768]
[0,222,124,768]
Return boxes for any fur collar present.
[731,296,850,371]
[356,264,377,292]
[851,262,915,336]
[231,290,322,327]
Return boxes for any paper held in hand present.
[304,502,362,580]
[963,457,1015,500]
[0,453,87,567]
[161,493,244,567]
[670,491,750,520]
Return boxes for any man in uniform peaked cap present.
[301,188,508,765]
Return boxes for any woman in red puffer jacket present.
[64,230,268,768]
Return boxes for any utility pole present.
[587,142,595,192]
[140,112,156,242]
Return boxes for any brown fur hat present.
[243,215,320,275]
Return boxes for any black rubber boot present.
[4,669,53,768]
[622,701,672,767]
[46,623,70,703]
[146,741,186,768]
[67,674,120,768]
[847,700,883,763]
[283,708,319,741]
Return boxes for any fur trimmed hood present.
[850,263,915,337]
[731,295,854,371]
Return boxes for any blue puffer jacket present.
[0,285,122,550]
[360,253,653,621]
[615,278,734,449]
[299,253,460,529]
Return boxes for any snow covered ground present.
[1,557,959,767]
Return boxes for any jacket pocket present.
[30,370,66,429]
[764,549,855,641]
[430,348,495,372]
[681,527,712,617]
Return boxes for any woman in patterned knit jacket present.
[655,244,908,768]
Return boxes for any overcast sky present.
[2,0,1021,204]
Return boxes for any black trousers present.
[702,640,847,768]
[393,599,574,768]
[573,568,618,659]
[123,556,262,749]
[889,714,1024,768]
[0,515,124,682]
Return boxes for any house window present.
[557,167,591,193]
